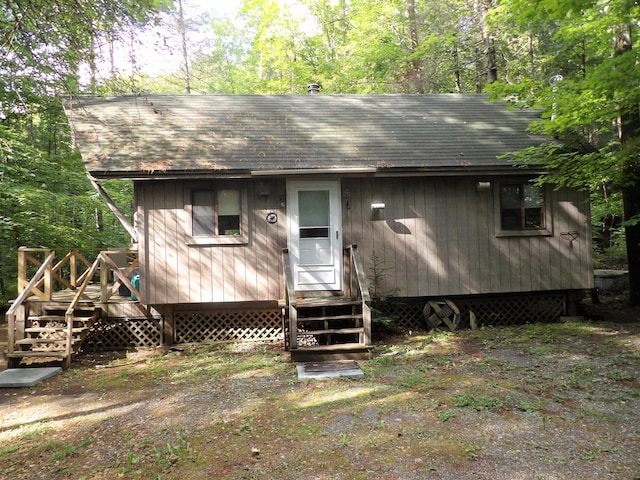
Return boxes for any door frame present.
[286,179,343,291]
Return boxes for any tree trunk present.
[406,0,423,93]
[615,25,640,305]
[482,0,497,84]
[452,42,462,93]
[177,0,191,94]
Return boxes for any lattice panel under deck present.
[175,309,283,343]
[374,293,567,332]
[457,295,565,327]
[82,318,162,351]
[373,301,425,332]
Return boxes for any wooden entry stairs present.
[6,301,99,368]
[283,245,372,362]
[5,248,141,368]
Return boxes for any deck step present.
[10,300,99,368]
[290,344,372,362]
[296,298,361,308]
[6,351,68,359]
[28,315,66,322]
[297,314,363,322]
[294,343,366,351]
[299,327,364,336]
[16,338,68,346]
[25,327,89,334]
[45,302,94,311]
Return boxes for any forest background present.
[0,0,638,305]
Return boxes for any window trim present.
[494,179,552,237]
[184,182,249,245]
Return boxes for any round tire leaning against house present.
[423,299,461,331]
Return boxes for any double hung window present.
[186,184,248,245]
[496,180,551,236]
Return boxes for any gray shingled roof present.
[62,94,543,178]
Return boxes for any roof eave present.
[88,164,546,181]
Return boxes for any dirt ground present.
[0,298,638,480]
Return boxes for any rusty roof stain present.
[62,94,543,178]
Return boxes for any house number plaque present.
[266,212,278,224]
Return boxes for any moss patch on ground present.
[1,319,638,479]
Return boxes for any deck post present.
[282,249,298,350]
[99,254,108,303]
[289,305,298,350]
[69,250,77,288]
[362,301,372,345]
[44,249,53,301]
[65,310,74,369]
[15,306,25,342]
[163,305,175,345]
[17,248,26,293]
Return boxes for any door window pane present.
[299,190,329,227]
[300,227,330,238]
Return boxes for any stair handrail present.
[346,244,372,346]
[64,256,102,366]
[61,249,140,367]
[347,245,371,304]
[7,250,57,356]
[282,248,296,308]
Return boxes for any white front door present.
[287,180,342,291]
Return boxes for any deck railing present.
[6,250,57,357]
[17,248,96,301]
[7,247,140,361]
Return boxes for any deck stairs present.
[6,300,100,368]
[285,295,371,362]
[283,245,373,362]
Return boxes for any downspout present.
[86,173,136,241]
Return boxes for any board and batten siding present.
[341,176,593,298]
[136,176,592,306]
[136,180,287,305]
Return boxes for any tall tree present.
[0,0,170,303]
[489,0,640,303]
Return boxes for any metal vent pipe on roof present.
[307,84,320,94]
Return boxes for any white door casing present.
[287,180,342,291]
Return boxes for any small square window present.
[495,180,551,237]
[185,184,248,245]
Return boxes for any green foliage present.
[453,393,504,411]
[488,0,640,188]
[368,250,403,331]
[488,0,639,281]
[0,1,165,304]
[3,0,638,302]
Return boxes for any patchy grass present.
[1,320,639,479]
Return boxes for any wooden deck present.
[26,284,157,320]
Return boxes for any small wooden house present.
[61,93,593,359]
